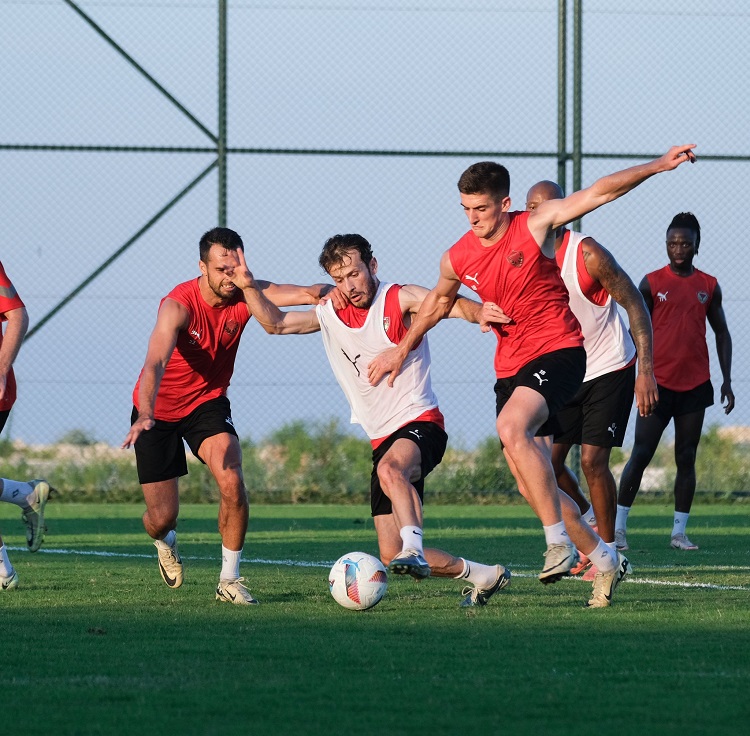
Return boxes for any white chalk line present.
[9,546,749,591]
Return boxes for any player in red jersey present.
[616,212,734,551]
[525,180,656,580]
[122,227,333,604]
[227,234,513,608]
[0,262,53,590]
[368,145,696,608]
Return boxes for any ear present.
[199,259,208,277]
[502,196,512,212]
[369,257,378,276]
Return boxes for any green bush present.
[695,425,750,496]
[0,421,745,503]
[429,435,518,503]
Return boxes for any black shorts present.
[131,395,239,485]
[494,347,586,437]
[0,410,9,434]
[370,421,448,517]
[554,364,636,447]
[654,380,714,423]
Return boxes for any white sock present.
[0,545,13,577]
[399,525,424,554]
[543,521,570,546]
[155,530,177,550]
[0,479,34,507]
[672,511,690,537]
[221,545,242,581]
[454,558,500,589]
[582,506,597,527]
[615,504,631,531]
[606,542,617,555]
[587,540,616,573]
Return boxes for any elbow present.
[260,323,284,335]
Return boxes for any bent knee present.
[376,462,412,490]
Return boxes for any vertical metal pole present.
[218,0,228,226]
[572,0,582,205]
[557,0,567,190]
[570,0,583,484]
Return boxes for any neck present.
[668,262,694,277]
[198,275,232,307]
[479,212,511,247]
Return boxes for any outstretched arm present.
[230,248,320,335]
[527,145,697,243]
[255,279,334,307]
[367,250,462,387]
[707,283,734,414]
[582,238,657,416]
[397,283,508,326]
[122,298,188,448]
[0,306,29,402]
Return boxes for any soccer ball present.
[329,552,388,611]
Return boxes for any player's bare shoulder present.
[526,201,558,248]
[158,296,191,331]
[398,283,431,315]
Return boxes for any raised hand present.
[659,144,697,170]
[319,285,348,310]
[227,247,256,291]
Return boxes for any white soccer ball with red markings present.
[329,552,388,610]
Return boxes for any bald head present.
[526,180,564,211]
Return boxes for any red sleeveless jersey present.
[449,211,583,377]
[0,261,25,411]
[133,278,251,421]
[647,265,717,391]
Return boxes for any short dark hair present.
[667,212,701,252]
[457,161,511,201]
[199,227,244,263]
[319,234,374,274]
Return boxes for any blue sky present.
[2,1,748,448]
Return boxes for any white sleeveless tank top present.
[316,282,439,439]
[560,231,636,381]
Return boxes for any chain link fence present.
[2,1,748,492]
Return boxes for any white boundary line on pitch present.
[10,546,750,591]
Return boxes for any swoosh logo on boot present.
[159,561,178,587]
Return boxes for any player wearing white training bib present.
[559,231,636,382]
[317,282,438,441]
[526,180,657,580]
[229,233,513,608]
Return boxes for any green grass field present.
[2,502,748,736]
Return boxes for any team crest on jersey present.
[224,319,240,336]
[383,317,390,332]
[507,250,524,268]
[696,291,709,304]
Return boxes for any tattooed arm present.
[582,237,657,417]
